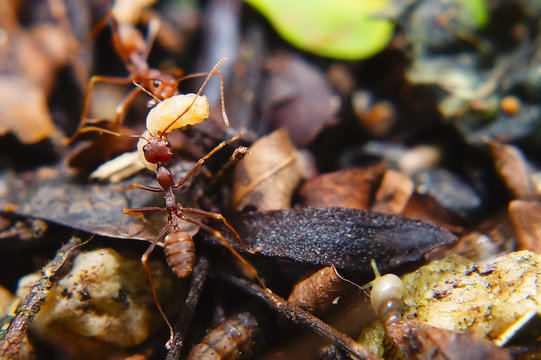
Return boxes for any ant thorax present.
[137,94,210,172]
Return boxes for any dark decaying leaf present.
[386,320,511,360]
[205,207,458,273]
[0,163,196,242]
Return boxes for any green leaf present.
[244,0,394,60]
[458,0,489,28]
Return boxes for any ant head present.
[145,71,179,100]
[141,133,173,164]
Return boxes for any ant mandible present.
[67,0,228,143]
[121,58,264,347]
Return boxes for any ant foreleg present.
[179,215,266,289]
[174,133,243,188]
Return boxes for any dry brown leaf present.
[298,164,385,210]
[288,265,358,314]
[402,193,465,233]
[0,13,79,144]
[509,200,541,252]
[232,128,303,211]
[372,170,413,215]
[0,76,57,144]
[485,138,534,200]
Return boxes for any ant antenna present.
[160,57,229,135]
[133,81,161,103]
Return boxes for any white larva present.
[370,273,403,314]
[145,94,209,134]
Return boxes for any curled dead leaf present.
[232,128,304,211]
[288,265,358,314]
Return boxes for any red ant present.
[112,59,265,347]
[67,1,228,143]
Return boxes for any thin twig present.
[226,276,381,360]
[166,257,210,359]
[0,236,85,359]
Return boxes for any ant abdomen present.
[164,231,195,278]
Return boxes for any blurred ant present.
[67,0,228,143]
[186,312,259,359]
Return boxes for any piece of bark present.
[233,128,304,211]
[372,170,414,215]
[299,165,385,210]
[0,236,82,359]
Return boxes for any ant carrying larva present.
[108,58,265,347]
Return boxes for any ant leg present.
[176,67,228,126]
[139,222,177,346]
[127,183,164,193]
[180,216,266,289]
[114,85,142,128]
[88,10,113,41]
[181,207,251,254]
[141,15,160,62]
[124,207,165,215]
[174,133,243,188]
[66,75,135,143]
[124,206,165,221]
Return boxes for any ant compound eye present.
[165,140,171,147]
[142,144,148,152]
[152,79,162,89]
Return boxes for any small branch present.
[166,257,210,360]
[226,276,381,360]
[0,236,84,359]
